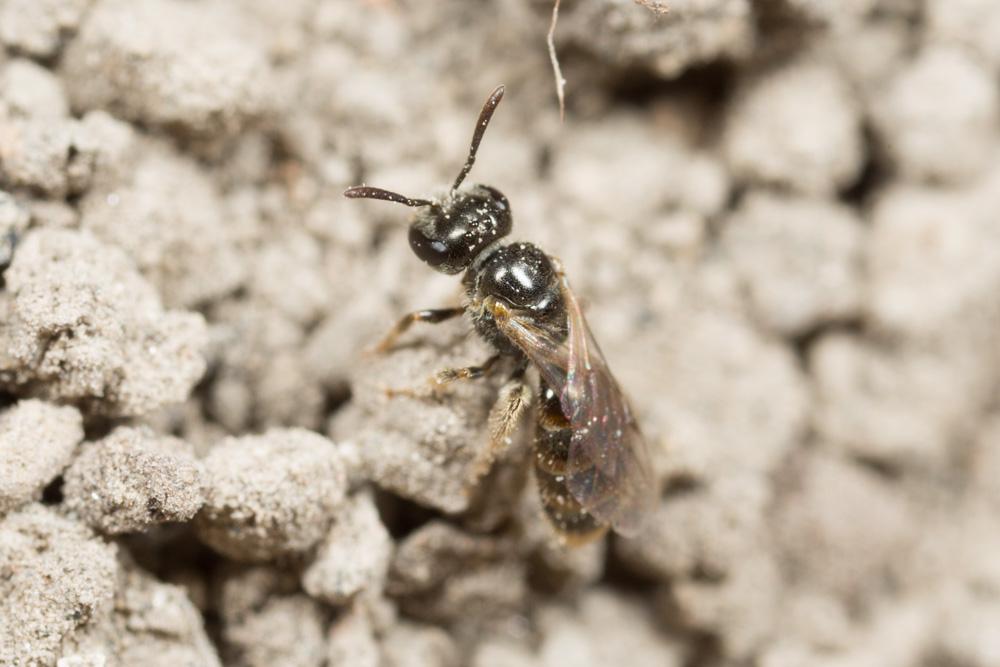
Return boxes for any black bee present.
[345,86,654,544]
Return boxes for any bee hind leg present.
[470,366,531,482]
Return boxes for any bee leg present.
[371,307,465,355]
[430,354,501,388]
[470,366,531,481]
[383,354,501,400]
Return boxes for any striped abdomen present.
[533,379,608,545]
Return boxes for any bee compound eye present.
[408,225,450,268]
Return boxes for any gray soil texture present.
[2,0,1000,665]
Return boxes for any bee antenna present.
[343,186,435,209]
[451,84,505,193]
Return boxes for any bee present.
[345,86,655,544]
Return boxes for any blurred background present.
[2,0,1000,665]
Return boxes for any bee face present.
[408,185,512,275]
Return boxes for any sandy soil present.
[2,0,1000,665]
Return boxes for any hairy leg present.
[470,367,531,481]
[383,354,502,399]
[432,354,501,386]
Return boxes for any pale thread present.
[548,1,668,121]
[548,0,566,122]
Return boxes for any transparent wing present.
[559,279,655,536]
[490,276,656,537]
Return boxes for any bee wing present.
[492,278,656,537]
[559,279,656,536]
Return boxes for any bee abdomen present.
[534,380,607,545]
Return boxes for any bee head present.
[345,85,509,275]
[405,184,511,274]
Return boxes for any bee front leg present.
[371,307,465,355]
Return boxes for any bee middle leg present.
[432,354,501,387]
[383,354,502,399]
